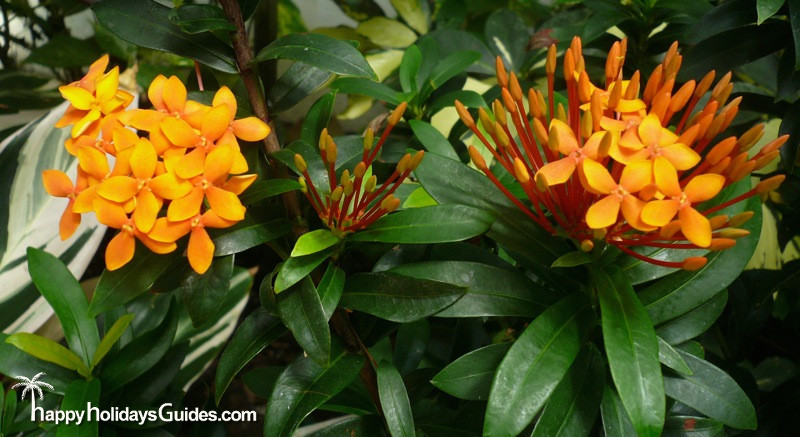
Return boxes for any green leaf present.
[391,0,429,34]
[0,333,77,395]
[213,217,292,256]
[181,254,235,327]
[292,229,342,257]
[399,45,422,92]
[657,337,692,376]
[789,0,800,69]
[277,278,331,366]
[215,307,286,405]
[594,265,664,437]
[240,180,303,205]
[552,251,593,268]
[348,205,493,243]
[5,333,89,376]
[89,247,182,317]
[484,9,529,72]
[301,92,337,148]
[425,90,486,115]
[24,35,103,68]
[663,350,757,429]
[265,347,363,437]
[757,0,785,24]
[600,384,636,437]
[169,4,236,34]
[357,17,418,49]
[409,120,458,160]
[484,293,595,437]
[388,261,554,317]
[329,77,400,104]
[431,342,511,401]
[393,320,429,375]
[341,272,466,323]
[255,33,377,79]
[101,299,178,392]
[308,415,386,436]
[656,290,727,345]
[269,62,333,114]
[58,379,100,437]
[274,249,332,293]
[663,416,724,435]
[91,314,134,369]
[402,186,437,208]
[420,50,481,100]
[318,262,346,320]
[92,0,237,73]
[377,361,415,437]
[531,345,605,437]
[26,248,99,368]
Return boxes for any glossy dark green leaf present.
[758,0,785,24]
[348,205,493,243]
[26,248,99,367]
[58,379,100,437]
[274,249,332,293]
[484,293,595,437]
[393,320,429,375]
[291,229,341,257]
[0,333,77,395]
[5,333,89,376]
[215,307,286,404]
[531,346,604,437]
[301,92,336,148]
[277,278,330,366]
[341,272,465,323]
[399,45,422,92]
[658,337,692,376]
[24,34,103,68]
[317,262,345,319]
[791,0,800,69]
[484,9,528,71]
[239,180,303,205]
[552,251,593,268]
[269,62,333,113]
[663,416,724,436]
[389,261,553,317]
[168,4,236,33]
[181,255,234,327]
[656,290,727,345]
[92,0,237,73]
[426,90,486,115]
[309,415,386,437]
[595,265,664,437]
[101,299,178,392]
[377,361,415,437]
[265,347,363,437]
[213,218,292,256]
[685,0,757,44]
[419,50,481,100]
[255,33,376,79]
[600,384,636,437]
[91,314,134,369]
[89,247,182,317]
[242,366,283,399]
[431,342,511,401]
[409,119,458,160]
[663,350,756,429]
[329,77,401,104]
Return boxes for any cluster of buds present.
[43,55,269,274]
[458,38,787,270]
[295,102,424,237]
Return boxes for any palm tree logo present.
[11,373,54,410]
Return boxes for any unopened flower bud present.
[294,154,307,172]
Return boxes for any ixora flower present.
[43,56,269,274]
[457,37,787,270]
[295,102,424,238]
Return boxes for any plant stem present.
[218,0,307,238]
[330,309,383,414]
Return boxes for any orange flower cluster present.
[295,102,424,237]
[457,38,787,270]
[43,55,270,274]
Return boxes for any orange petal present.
[96,176,138,203]
[95,67,119,102]
[618,127,645,151]
[578,158,616,194]
[232,117,270,142]
[110,146,134,177]
[535,157,576,188]
[201,209,237,228]
[188,227,214,274]
[72,185,97,213]
[230,150,249,174]
[130,138,158,180]
[42,170,74,197]
[167,187,204,221]
[126,109,165,131]
[163,76,187,114]
[136,232,177,254]
[182,101,209,128]
[161,117,200,148]
[619,160,652,193]
[149,171,193,200]
[637,113,662,146]
[175,147,206,179]
[149,217,191,243]
[149,125,173,155]
[59,86,94,110]
[621,195,655,231]
[548,119,579,155]
[201,105,232,141]
[586,194,621,229]
[684,174,725,203]
[212,86,237,119]
[105,231,135,271]
[680,206,712,247]
[660,143,700,171]
[641,199,680,227]
[59,199,80,240]
[204,145,233,182]
[223,174,257,195]
[148,75,168,111]
[112,126,140,152]
[93,198,130,228]
[72,108,101,138]
[133,190,161,233]
[653,156,681,197]
[77,146,110,179]
[206,185,246,221]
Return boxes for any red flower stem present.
[194,61,204,91]
[614,244,684,268]
[701,187,758,216]
[302,169,325,213]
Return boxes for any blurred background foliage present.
[1,0,800,435]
